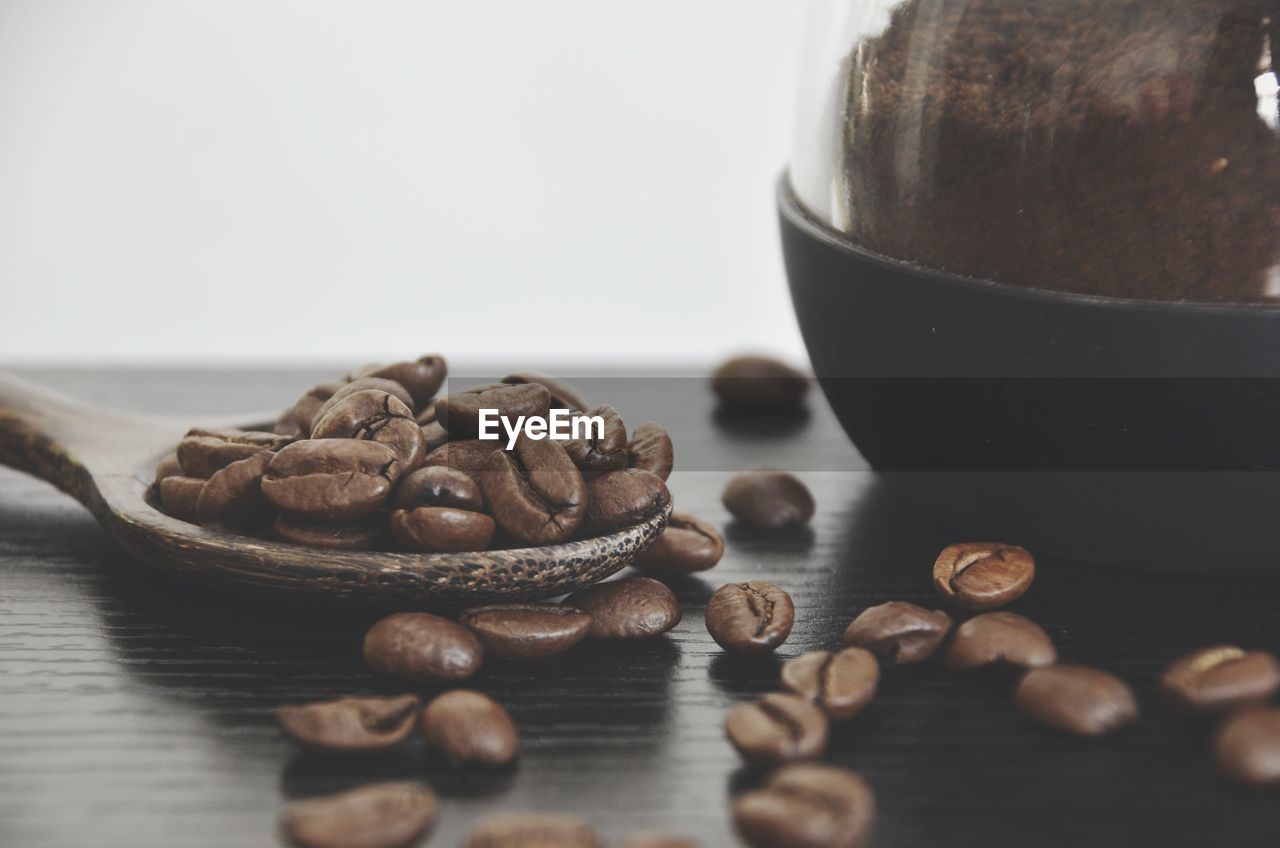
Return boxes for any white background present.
[0,1,809,366]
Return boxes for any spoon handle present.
[0,371,109,501]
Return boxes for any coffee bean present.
[196,450,275,532]
[416,399,438,427]
[437,382,550,439]
[421,689,519,767]
[712,355,809,410]
[1161,645,1280,713]
[564,404,628,476]
[458,603,592,660]
[725,692,829,767]
[363,612,484,683]
[154,452,182,484]
[393,465,484,512]
[621,834,700,848]
[722,470,814,530]
[311,390,426,472]
[313,378,414,426]
[1213,707,1280,786]
[780,648,879,721]
[565,577,681,640]
[158,475,205,523]
[177,427,290,478]
[705,580,795,656]
[1015,665,1139,736]
[944,612,1057,671]
[275,407,304,439]
[421,421,448,453]
[424,439,503,482]
[501,370,590,412]
[273,514,388,551]
[734,763,873,848]
[628,422,674,481]
[390,507,495,552]
[280,782,437,848]
[582,468,671,535]
[289,382,342,437]
[479,436,586,545]
[463,812,603,848]
[351,354,448,408]
[933,542,1035,611]
[277,694,421,752]
[842,601,952,665]
[262,439,401,522]
[633,512,723,574]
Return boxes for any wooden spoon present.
[0,372,669,607]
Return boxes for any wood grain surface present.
[1,367,1278,847]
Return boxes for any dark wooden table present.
[2,367,1278,847]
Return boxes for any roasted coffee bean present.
[154,452,182,484]
[311,390,426,472]
[313,378,414,426]
[633,512,724,574]
[436,382,550,439]
[780,648,879,721]
[351,354,447,408]
[424,439,503,482]
[628,422,674,480]
[722,470,814,530]
[390,507,495,553]
[564,404,628,476]
[196,451,275,532]
[725,692,829,767]
[933,542,1035,611]
[1214,707,1280,786]
[565,577,682,640]
[458,603,592,661]
[392,465,483,512]
[421,689,519,767]
[1161,645,1280,713]
[158,475,204,523]
[705,581,795,656]
[463,812,603,848]
[275,407,304,438]
[363,612,484,682]
[621,834,699,848]
[712,355,809,410]
[734,763,874,848]
[262,439,400,521]
[501,370,590,412]
[944,612,1057,671]
[273,514,388,551]
[280,782,437,848]
[289,382,342,437]
[582,468,671,535]
[277,694,421,752]
[416,399,438,427]
[842,601,952,665]
[1015,665,1139,737]
[480,436,586,545]
[421,421,448,453]
[177,427,290,478]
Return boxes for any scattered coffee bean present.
[158,475,204,523]
[721,470,814,530]
[437,382,550,439]
[279,782,437,848]
[273,514,389,551]
[1213,707,1280,786]
[480,436,586,545]
[628,422,674,480]
[351,355,447,408]
[705,581,795,656]
[177,427,290,478]
[842,601,952,665]
[734,763,874,848]
[458,603,592,661]
[944,612,1057,671]
[1015,665,1139,737]
[633,512,724,574]
[501,371,590,412]
[933,542,1035,611]
[277,694,421,752]
[711,355,809,410]
[725,692,829,767]
[581,468,671,535]
[780,648,879,721]
[313,377,414,426]
[463,812,603,848]
[390,506,496,553]
[363,612,484,682]
[154,452,182,484]
[289,383,342,438]
[196,450,275,532]
[564,404,628,476]
[262,439,400,522]
[423,439,503,482]
[565,577,682,640]
[621,834,700,848]
[421,689,519,767]
[1161,645,1280,713]
[311,390,426,472]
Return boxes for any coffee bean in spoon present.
[581,468,671,535]
[565,577,681,640]
[313,377,415,426]
[311,390,426,472]
[1214,707,1280,786]
[279,782,438,848]
[262,439,400,522]
[363,612,483,683]
[277,694,421,752]
[944,612,1057,671]
[463,812,603,848]
[933,542,1035,611]
[501,370,590,412]
[563,404,628,477]
[177,427,290,478]
[705,580,795,656]
[273,514,388,551]
[1015,665,1139,737]
[421,689,519,767]
[158,475,205,523]
[392,465,484,512]
[721,470,814,530]
[479,436,586,545]
[390,506,496,553]
[351,354,448,409]
[734,763,874,848]
[288,382,342,437]
[842,601,952,665]
[154,452,182,484]
[423,439,503,482]
[780,648,879,721]
[1161,645,1280,713]
[725,692,828,767]
[711,355,809,410]
[436,382,550,439]
[633,512,724,574]
[458,603,592,661]
[628,422,674,480]
[196,450,275,532]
